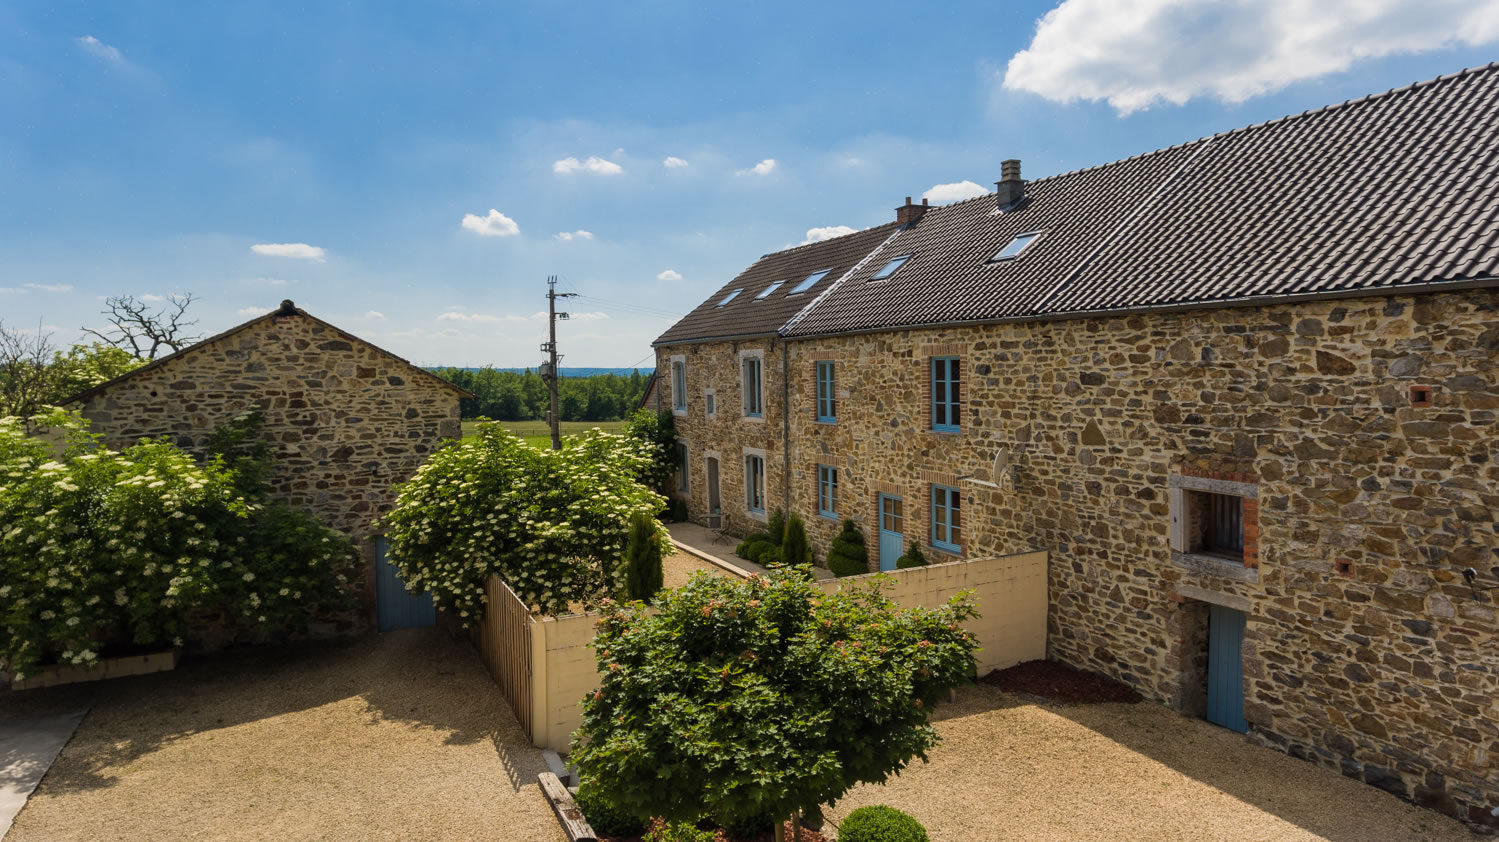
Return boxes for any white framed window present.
[704,387,717,419]
[670,355,687,416]
[675,440,690,493]
[743,447,767,517]
[740,350,764,419]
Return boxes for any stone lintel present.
[1175,583,1252,613]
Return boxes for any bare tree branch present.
[81,293,202,361]
[0,319,57,423]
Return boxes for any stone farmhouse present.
[68,300,467,633]
[653,65,1499,825]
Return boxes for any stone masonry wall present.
[74,311,464,628]
[656,337,788,536]
[671,288,1499,825]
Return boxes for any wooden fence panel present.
[472,575,534,739]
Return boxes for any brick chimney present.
[995,159,1025,208]
[896,196,930,225]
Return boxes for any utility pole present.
[541,275,576,450]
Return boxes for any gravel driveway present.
[2,628,565,842]
[824,684,1479,842]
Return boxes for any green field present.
[462,418,628,447]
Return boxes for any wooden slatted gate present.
[472,575,534,739]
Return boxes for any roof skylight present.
[755,281,785,300]
[990,232,1041,262]
[789,270,831,294]
[870,254,912,281]
[717,288,744,306]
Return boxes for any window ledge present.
[817,511,838,521]
[742,415,766,423]
[1171,551,1259,583]
[931,543,961,556]
[815,419,837,426]
[745,509,768,523]
[672,409,688,417]
[928,428,962,436]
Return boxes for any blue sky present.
[3,1,1496,367]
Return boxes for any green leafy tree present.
[624,511,665,601]
[624,408,679,491]
[781,513,811,566]
[826,519,870,577]
[0,409,356,677]
[48,343,144,400]
[383,425,670,619]
[571,568,978,832]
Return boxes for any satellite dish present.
[992,447,1011,479]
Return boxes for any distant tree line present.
[428,367,652,422]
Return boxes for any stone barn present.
[68,299,467,633]
[655,65,1499,825]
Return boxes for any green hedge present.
[838,805,929,842]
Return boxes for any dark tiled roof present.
[653,222,902,345]
[66,304,473,403]
[773,63,1499,338]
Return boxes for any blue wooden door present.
[376,536,435,632]
[877,494,904,572]
[1207,604,1248,732]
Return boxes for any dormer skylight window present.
[717,288,744,306]
[754,281,784,300]
[990,231,1041,262]
[870,254,911,281]
[789,270,831,294]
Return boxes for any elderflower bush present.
[384,424,670,620]
[0,409,357,677]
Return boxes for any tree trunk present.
[791,810,803,841]
[773,819,785,842]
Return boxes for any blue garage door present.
[1206,604,1248,732]
[375,536,435,632]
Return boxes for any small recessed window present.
[870,254,911,281]
[789,270,831,294]
[717,288,744,307]
[754,281,785,300]
[990,231,1041,262]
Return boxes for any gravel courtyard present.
[2,628,564,842]
[824,683,1480,842]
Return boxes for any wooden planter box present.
[6,649,180,691]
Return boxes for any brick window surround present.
[1169,469,1259,577]
[918,343,965,434]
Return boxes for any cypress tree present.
[781,513,811,566]
[624,512,664,601]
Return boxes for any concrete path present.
[0,709,86,839]
[668,521,836,580]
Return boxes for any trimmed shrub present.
[746,541,780,565]
[826,519,869,577]
[780,513,811,566]
[625,511,665,601]
[895,542,928,570]
[574,779,645,837]
[838,806,929,842]
[767,508,786,545]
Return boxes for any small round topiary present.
[837,805,929,842]
[574,779,645,837]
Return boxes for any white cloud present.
[657,269,683,281]
[364,311,387,320]
[437,311,530,323]
[663,156,689,168]
[738,158,777,176]
[802,226,856,244]
[78,35,125,64]
[554,230,595,241]
[569,311,610,321]
[25,283,74,293]
[553,156,624,175]
[923,180,989,204]
[0,287,23,294]
[251,242,326,261]
[141,293,165,302]
[1003,0,1499,115]
[460,209,520,237]
[237,306,272,317]
[258,278,291,286]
